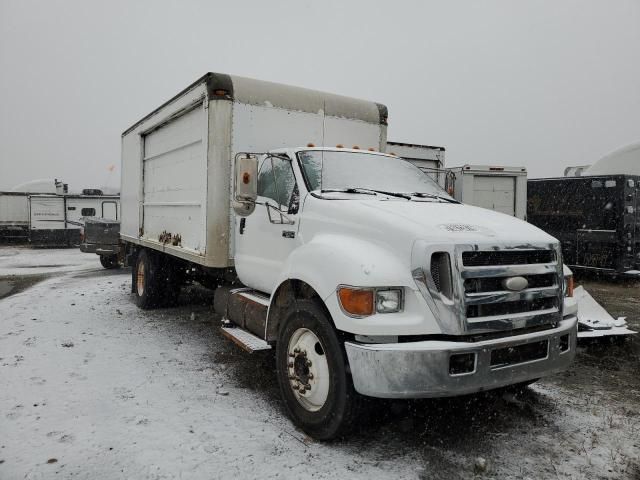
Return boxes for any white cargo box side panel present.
[231,103,324,152]
[120,81,209,265]
[323,117,385,151]
[29,196,65,230]
[142,106,207,253]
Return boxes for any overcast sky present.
[1,0,639,191]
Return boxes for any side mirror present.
[233,154,258,216]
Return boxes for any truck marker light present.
[338,287,374,317]
[307,143,315,147]
[368,148,375,151]
[352,145,360,149]
[566,275,574,298]
[242,172,251,184]
[336,144,344,148]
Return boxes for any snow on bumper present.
[345,316,577,399]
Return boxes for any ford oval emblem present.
[502,276,529,291]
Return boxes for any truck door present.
[234,155,300,294]
[474,175,516,217]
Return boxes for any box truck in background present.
[445,165,528,220]
[385,141,445,184]
[120,73,576,440]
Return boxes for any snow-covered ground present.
[1,248,639,479]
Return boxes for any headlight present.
[337,286,404,317]
[375,288,403,313]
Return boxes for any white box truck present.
[446,165,528,220]
[120,73,576,440]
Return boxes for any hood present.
[302,195,558,246]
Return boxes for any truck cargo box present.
[385,141,445,184]
[120,72,388,268]
[528,175,640,276]
[446,165,528,219]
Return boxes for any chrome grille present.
[459,248,562,331]
[462,250,555,267]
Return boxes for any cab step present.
[220,324,272,353]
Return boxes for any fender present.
[266,233,419,336]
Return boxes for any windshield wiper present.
[408,192,459,203]
[320,187,411,199]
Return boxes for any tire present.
[276,299,359,440]
[133,250,162,309]
[160,261,182,307]
[99,254,119,269]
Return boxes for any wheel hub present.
[136,260,145,296]
[287,328,329,412]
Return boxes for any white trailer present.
[120,73,387,267]
[0,192,30,239]
[446,165,528,220]
[28,194,120,246]
[386,141,445,184]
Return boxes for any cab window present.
[258,156,298,211]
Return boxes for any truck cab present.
[223,146,577,439]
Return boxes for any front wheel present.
[276,300,359,440]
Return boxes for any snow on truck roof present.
[122,72,388,136]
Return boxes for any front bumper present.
[345,316,577,398]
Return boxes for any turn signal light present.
[338,287,374,316]
[242,172,251,184]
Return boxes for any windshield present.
[297,150,450,198]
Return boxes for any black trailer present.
[528,175,640,277]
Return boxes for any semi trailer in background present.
[528,175,640,277]
[119,72,576,440]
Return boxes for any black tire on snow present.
[99,254,119,269]
[160,260,181,307]
[133,249,162,309]
[276,299,360,440]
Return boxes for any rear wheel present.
[276,300,359,440]
[133,250,162,309]
[99,254,119,269]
